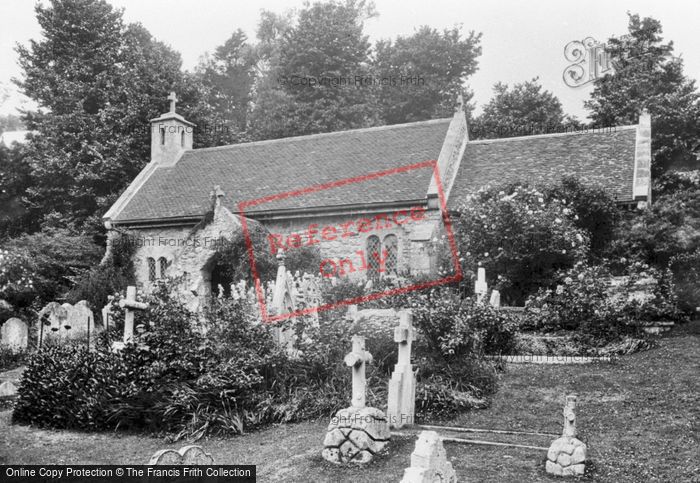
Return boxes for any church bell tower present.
[150,92,196,166]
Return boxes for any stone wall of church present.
[259,206,443,280]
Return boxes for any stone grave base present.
[322,406,390,464]
[546,436,586,476]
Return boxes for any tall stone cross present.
[563,395,577,438]
[167,91,177,113]
[118,286,149,343]
[344,335,373,408]
[387,310,417,428]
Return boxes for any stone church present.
[103,93,651,311]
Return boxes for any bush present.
[543,176,619,258]
[65,232,136,314]
[669,249,700,313]
[522,262,683,346]
[0,347,26,372]
[453,183,590,304]
[0,229,102,313]
[14,281,504,436]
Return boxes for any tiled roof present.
[449,127,638,207]
[113,119,451,222]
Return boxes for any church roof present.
[107,116,646,226]
[449,126,639,207]
[112,119,451,223]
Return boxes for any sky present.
[1,0,699,120]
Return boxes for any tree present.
[472,78,568,139]
[372,26,482,124]
[14,0,189,232]
[196,30,257,144]
[250,0,377,139]
[0,144,34,238]
[584,13,700,173]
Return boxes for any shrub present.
[669,249,700,313]
[522,262,683,345]
[543,176,619,258]
[0,347,26,372]
[453,183,590,304]
[0,229,102,312]
[65,232,136,314]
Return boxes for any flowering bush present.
[453,183,590,304]
[522,261,683,345]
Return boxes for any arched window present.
[158,257,168,279]
[366,235,381,281]
[147,257,156,282]
[160,127,166,145]
[383,234,398,275]
[180,130,185,147]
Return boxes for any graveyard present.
[1,318,698,481]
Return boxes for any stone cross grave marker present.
[546,394,587,476]
[118,286,149,343]
[344,335,373,408]
[563,395,577,437]
[1,318,28,351]
[387,310,417,428]
[475,267,488,303]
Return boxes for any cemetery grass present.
[0,320,698,482]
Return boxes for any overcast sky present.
[1,0,699,120]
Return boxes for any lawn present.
[1,320,698,482]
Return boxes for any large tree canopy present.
[584,13,700,173]
[472,78,570,139]
[372,26,482,124]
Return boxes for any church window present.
[383,234,398,275]
[160,127,165,145]
[180,130,185,147]
[147,257,156,282]
[158,257,168,279]
[366,235,381,281]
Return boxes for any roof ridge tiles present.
[188,117,452,154]
[466,124,638,144]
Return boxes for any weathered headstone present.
[0,381,18,398]
[387,310,417,428]
[322,335,390,464]
[489,289,501,308]
[1,318,28,351]
[474,267,488,303]
[400,431,457,483]
[546,395,587,476]
[37,302,67,345]
[148,445,214,465]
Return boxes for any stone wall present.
[114,203,444,311]
[262,207,442,279]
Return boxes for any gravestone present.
[387,310,417,428]
[37,302,67,345]
[400,431,457,483]
[37,301,95,344]
[546,395,587,476]
[148,445,214,465]
[489,289,501,308]
[0,381,18,398]
[474,267,488,303]
[322,335,390,464]
[1,318,28,351]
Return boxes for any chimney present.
[149,92,196,166]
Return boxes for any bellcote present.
[150,92,196,166]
